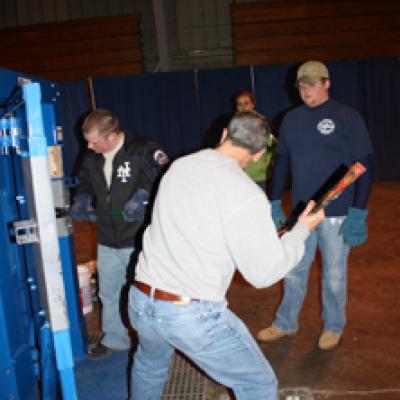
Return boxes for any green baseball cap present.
[297,60,329,86]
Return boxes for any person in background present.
[236,91,277,192]
[128,111,324,399]
[70,108,168,358]
[257,60,373,350]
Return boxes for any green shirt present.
[244,135,276,182]
[244,152,270,182]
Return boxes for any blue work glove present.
[340,207,368,247]
[70,193,96,222]
[122,188,149,222]
[271,199,287,230]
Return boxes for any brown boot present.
[318,331,342,350]
[256,326,296,342]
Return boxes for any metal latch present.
[13,219,38,244]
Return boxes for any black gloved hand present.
[70,193,96,222]
[340,207,368,247]
[122,189,149,222]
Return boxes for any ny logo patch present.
[117,161,131,183]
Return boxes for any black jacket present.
[76,132,167,248]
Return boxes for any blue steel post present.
[42,102,87,358]
[23,82,78,400]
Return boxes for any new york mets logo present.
[117,162,131,183]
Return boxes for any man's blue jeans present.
[97,244,133,350]
[273,217,350,334]
[128,286,277,400]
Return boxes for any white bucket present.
[77,264,93,315]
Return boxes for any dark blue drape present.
[57,58,400,181]
[55,80,90,175]
[254,63,299,130]
[92,71,201,160]
[362,59,400,181]
[197,66,252,148]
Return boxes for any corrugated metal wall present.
[0,0,274,72]
[171,0,233,70]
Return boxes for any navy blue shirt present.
[276,99,373,216]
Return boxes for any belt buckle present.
[172,296,191,305]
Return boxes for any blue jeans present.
[274,217,350,334]
[97,245,133,350]
[128,286,277,400]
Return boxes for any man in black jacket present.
[71,108,168,358]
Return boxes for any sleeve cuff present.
[287,222,310,241]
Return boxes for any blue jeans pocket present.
[166,305,226,353]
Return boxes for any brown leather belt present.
[135,281,197,304]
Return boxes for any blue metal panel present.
[42,103,57,146]
[23,83,48,157]
[59,235,87,358]
[0,151,38,399]
[53,330,78,400]
[22,81,78,399]
[43,96,87,359]
[0,66,59,105]
[0,69,80,399]
[40,322,58,400]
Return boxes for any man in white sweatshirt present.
[128,111,324,400]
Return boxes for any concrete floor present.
[73,181,400,399]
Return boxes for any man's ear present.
[324,79,331,91]
[252,148,266,162]
[107,131,119,143]
[219,128,228,144]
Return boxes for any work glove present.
[122,188,149,222]
[340,207,368,247]
[70,193,96,222]
[271,199,287,230]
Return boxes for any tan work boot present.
[256,326,296,342]
[318,331,342,350]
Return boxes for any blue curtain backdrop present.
[57,58,400,181]
[254,63,300,130]
[92,71,201,160]
[55,79,91,176]
[362,59,400,181]
[197,66,252,148]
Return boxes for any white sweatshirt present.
[135,149,309,302]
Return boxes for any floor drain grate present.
[279,387,315,400]
[162,352,208,399]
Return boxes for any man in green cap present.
[257,60,373,350]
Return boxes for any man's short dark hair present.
[82,108,120,138]
[227,111,271,154]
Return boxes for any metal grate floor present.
[162,352,208,400]
[86,334,314,400]
[279,387,315,400]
